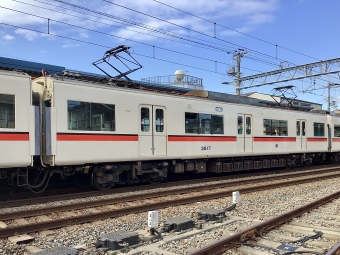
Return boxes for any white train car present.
[30,75,332,188]
[0,70,36,172]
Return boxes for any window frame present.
[185,112,223,135]
[67,100,115,132]
[263,118,288,136]
[0,93,15,129]
[313,122,325,137]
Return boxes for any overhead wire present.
[98,0,340,85]
[151,0,322,62]
[0,22,227,76]
[2,2,264,74]
[2,1,336,98]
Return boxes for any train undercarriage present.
[0,152,339,192]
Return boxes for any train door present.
[296,119,307,150]
[139,105,167,156]
[236,114,253,152]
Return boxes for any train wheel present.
[147,173,163,184]
[91,170,115,190]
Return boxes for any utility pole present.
[328,83,340,111]
[234,50,247,95]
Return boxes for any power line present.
[151,0,321,62]
[1,3,335,97]
[0,22,226,76]
[2,2,264,74]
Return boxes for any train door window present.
[155,109,164,132]
[313,122,324,136]
[334,125,340,137]
[185,112,199,134]
[296,121,300,136]
[302,121,306,136]
[246,117,251,135]
[0,94,15,129]
[141,107,150,132]
[263,119,271,135]
[211,115,223,134]
[237,116,243,135]
[279,120,288,136]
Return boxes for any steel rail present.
[188,191,340,255]
[0,172,340,238]
[0,170,340,221]
[0,167,339,209]
[326,243,340,255]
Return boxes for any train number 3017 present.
[201,146,211,151]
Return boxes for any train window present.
[211,115,223,134]
[279,120,288,136]
[67,100,115,131]
[263,119,271,135]
[263,119,288,136]
[155,109,164,132]
[334,125,340,137]
[0,94,15,129]
[185,112,223,134]
[302,121,306,136]
[199,114,211,134]
[246,117,251,135]
[296,121,300,136]
[238,116,243,135]
[313,122,324,136]
[185,112,199,133]
[141,107,150,132]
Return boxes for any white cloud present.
[79,32,89,38]
[2,34,14,40]
[0,0,279,43]
[14,29,39,41]
[62,44,80,48]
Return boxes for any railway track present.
[1,167,340,240]
[1,165,339,209]
[189,190,340,255]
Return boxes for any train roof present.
[1,56,318,112]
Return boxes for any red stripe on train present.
[253,137,296,142]
[57,134,138,141]
[0,133,29,141]
[307,138,327,142]
[333,138,340,142]
[168,136,237,142]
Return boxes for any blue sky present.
[1,0,340,109]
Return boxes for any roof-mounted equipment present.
[93,45,142,81]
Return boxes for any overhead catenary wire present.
[50,0,294,67]
[0,22,227,76]
[1,3,336,99]
[0,5,333,96]
[0,3,264,75]
[21,0,339,84]
[151,0,322,62]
